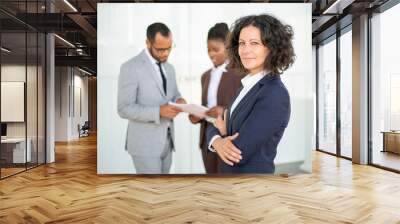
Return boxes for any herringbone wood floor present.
[1,134,400,224]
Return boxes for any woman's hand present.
[175,98,187,104]
[212,133,242,166]
[206,106,224,118]
[188,114,202,124]
[213,109,227,136]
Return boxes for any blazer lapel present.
[140,50,166,97]
[202,71,211,106]
[226,85,243,135]
[227,74,274,134]
[228,85,260,134]
[216,71,229,105]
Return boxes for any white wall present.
[1,64,46,164]
[1,65,39,138]
[55,66,68,141]
[55,67,89,141]
[98,3,313,174]
[76,72,89,137]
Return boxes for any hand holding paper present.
[160,104,182,119]
[206,106,224,118]
[169,102,216,123]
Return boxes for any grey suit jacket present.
[117,49,181,157]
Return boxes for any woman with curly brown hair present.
[206,14,295,173]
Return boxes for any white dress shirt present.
[229,70,266,116]
[208,70,267,152]
[145,48,165,85]
[207,61,228,108]
[145,48,173,127]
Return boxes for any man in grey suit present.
[117,23,186,174]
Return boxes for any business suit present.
[117,49,181,174]
[198,66,243,173]
[207,74,290,173]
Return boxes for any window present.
[371,3,400,171]
[318,37,337,155]
[0,1,47,179]
[340,28,352,158]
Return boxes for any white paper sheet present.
[169,102,216,123]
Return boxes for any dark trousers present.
[201,147,219,173]
[201,124,220,173]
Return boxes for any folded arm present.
[233,88,290,165]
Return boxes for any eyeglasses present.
[238,40,265,50]
[151,43,176,54]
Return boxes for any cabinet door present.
[386,133,400,154]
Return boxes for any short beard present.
[148,46,166,63]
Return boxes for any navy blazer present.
[206,74,291,173]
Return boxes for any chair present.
[78,121,90,138]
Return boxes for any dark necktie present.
[156,62,167,94]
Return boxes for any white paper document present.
[169,102,216,123]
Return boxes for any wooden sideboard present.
[382,131,400,154]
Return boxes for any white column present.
[352,14,369,164]
[46,32,55,163]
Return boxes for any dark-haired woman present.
[189,23,243,174]
[207,14,295,174]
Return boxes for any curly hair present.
[227,14,295,75]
